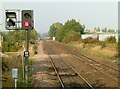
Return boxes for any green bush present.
[2,29,38,52]
[2,42,19,52]
[100,41,107,49]
[82,37,99,44]
[2,56,26,87]
[63,31,81,43]
[50,19,84,42]
[33,44,38,54]
[104,36,116,43]
[55,28,65,42]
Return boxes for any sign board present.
[5,10,20,30]
[24,51,29,58]
[12,68,18,79]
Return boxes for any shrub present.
[100,41,107,49]
[104,36,116,43]
[33,44,38,54]
[2,42,19,52]
[82,37,99,44]
[63,31,81,43]
[55,28,65,42]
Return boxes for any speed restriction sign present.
[24,51,29,58]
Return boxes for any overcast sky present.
[0,1,118,34]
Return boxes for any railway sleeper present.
[49,72,78,77]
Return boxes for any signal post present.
[5,9,34,87]
[22,10,34,86]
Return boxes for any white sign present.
[24,51,29,58]
[12,68,18,79]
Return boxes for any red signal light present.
[24,21,30,27]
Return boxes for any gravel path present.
[31,41,60,87]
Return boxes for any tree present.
[102,28,107,32]
[63,19,84,34]
[55,27,65,42]
[97,27,100,32]
[2,29,38,52]
[29,29,38,40]
[49,19,84,43]
[108,29,115,32]
[63,31,81,43]
[104,36,116,43]
[49,22,63,38]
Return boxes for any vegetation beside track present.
[48,19,119,62]
[2,42,38,87]
[48,19,84,43]
[1,29,39,87]
[2,55,26,87]
[67,42,118,62]
[2,29,38,52]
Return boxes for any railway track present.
[72,54,119,82]
[51,41,119,82]
[43,41,94,89]
[43,40,119,88]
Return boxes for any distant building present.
[84,28,90,33]
[99,33,118,42]
[81,32,118,42]
[101,28,107,32]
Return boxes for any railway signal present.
[22,10,34,86]
[5,9,34,87]
[22,10,34,30]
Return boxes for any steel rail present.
[44,40,94,89]
[44,42,65,89]
[72,51,119,72]
[60,55,94,89]
[61,42,119,72]
[52,41,119,82]
[72,54,119,82]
